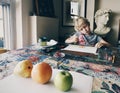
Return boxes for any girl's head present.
[74,17,91,35]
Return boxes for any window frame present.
[0,0,16,50]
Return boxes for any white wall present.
[86,0,95,31]
[22,0,32,46]
[15,0,23,49]
[15,0,32,49]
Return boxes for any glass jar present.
[40,37,47,46]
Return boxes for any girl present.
[65,17,111,48]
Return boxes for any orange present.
[31,62,52,84]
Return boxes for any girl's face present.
[78,24,91,35]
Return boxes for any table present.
[0,44,120,93]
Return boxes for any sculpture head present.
[95,9,112,25]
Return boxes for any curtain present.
[2,4,11,49]
[0,0,11,49]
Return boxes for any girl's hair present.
[74,17,90,31]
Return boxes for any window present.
[0,0,15,49]
[0,5,4,47]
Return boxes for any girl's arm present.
[65,35,78,44]
[95,39,111,48]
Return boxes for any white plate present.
[47,40,57,46]
[42,40,58,48]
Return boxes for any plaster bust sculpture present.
[94,9,112,37]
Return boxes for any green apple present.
[54,70,73,91]
[13,60,33,78]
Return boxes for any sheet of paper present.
[61,45,98,54]
[0,69,93,93]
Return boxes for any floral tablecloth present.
[0,44,120,93]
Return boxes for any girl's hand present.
[95,39,111,48]
[95,42,104,48]
[65,35,78,44]
[72,36,78,43]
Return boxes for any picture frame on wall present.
[32,0,55,17]
[62,0,86,26]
